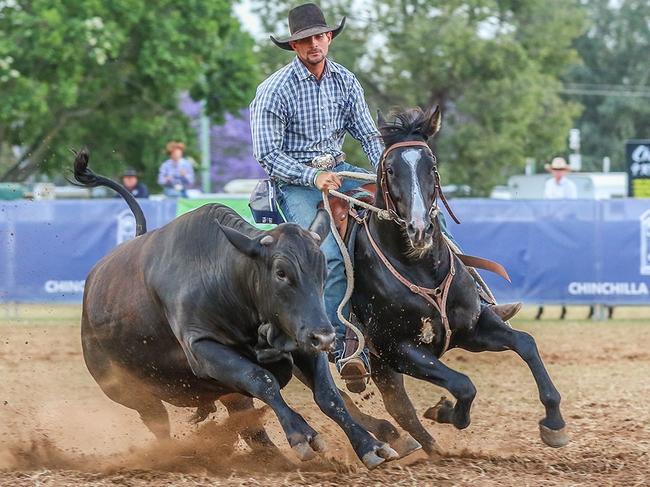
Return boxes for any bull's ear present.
[308,209,331,245]
[422,105,441,139]
[218,223,262,258]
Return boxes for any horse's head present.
[377,106,442,251]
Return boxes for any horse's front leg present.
[457,307,568,448]
[373,343,477,454]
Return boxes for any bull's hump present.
[196,203,263,238]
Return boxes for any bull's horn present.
[260,235,274,246]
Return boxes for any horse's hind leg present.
[461,307,568,448]
[370,355,441,455]
[219,393,279,452]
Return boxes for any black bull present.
[72,150,402,469]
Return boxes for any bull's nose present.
[310,331,336,351]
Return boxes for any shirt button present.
[322,125,326,128]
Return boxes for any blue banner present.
[0,199,176,303]
[450,199,650,305]
[1,198,649,304]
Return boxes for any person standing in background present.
[543,157,577,199]
[537,156,577,320]
[158,141,195,197]
[116,168,149,198]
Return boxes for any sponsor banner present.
[452,199,650,304]
[1,198,650,304]
[0,199,176,303]
[626,140,650,197]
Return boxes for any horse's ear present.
[422,105,442,138]
[377,109,387,128]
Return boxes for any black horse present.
[339,107,568,455]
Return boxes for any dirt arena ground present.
[1,304,649,486]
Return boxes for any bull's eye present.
[276,269,287,280]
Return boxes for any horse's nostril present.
[407,223,415,233]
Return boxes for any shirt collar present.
[292,57,339,81]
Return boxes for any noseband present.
[378,140,460,226]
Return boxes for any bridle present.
[378,140,460,226]
[366,139,460,356]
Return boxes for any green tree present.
[254,0,584,194]
[564,0,650,171]
[0,0,259,184]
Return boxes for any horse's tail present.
[73,148,147,236]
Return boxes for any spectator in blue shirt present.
[158,141,195,197]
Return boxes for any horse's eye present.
[276,269,287,280]
[386,167,394,176]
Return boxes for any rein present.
[363,218,455,356]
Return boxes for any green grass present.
[1,303,649,327]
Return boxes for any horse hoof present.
[423,396,453,422]
[292,441,317,461]
[390,433,422,458]
[362,451,386,469]
[376,443,400,461]
[310,434,327,453]
[539,424,569,448]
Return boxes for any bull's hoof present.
[539,424,569,448]
[423,396,454,423]
[390,433,422,458]
[309,434,327,453]
[292,441,318,461]
[361,443,399,469]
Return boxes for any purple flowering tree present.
[180,94,266,192]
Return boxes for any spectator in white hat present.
[543,157,577,199]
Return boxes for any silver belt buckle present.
[311,154,335,169]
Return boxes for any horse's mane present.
[378,107,431,147]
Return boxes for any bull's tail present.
[73,148,147,236]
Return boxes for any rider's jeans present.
[275,162,371,346]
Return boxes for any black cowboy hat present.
[271,3,346,51]
[121,167,138,177]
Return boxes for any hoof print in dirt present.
[539,424,569,448]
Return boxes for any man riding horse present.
[250,3,521,389]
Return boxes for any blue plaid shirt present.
[250,57,383,187]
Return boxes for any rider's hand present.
[315,171,342,192]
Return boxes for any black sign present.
[626,140,650,197]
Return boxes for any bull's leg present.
[83,344,171,440]
[137,400,171,440]
[190,340,321,461]
[219,393,279,452]
[292,350,400,469]
[189,400,217,424]
[459,307,568,448]
[370,354,439,455]
[386,342,477,433]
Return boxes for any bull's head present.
[219,210,335,354]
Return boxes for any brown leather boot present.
[490,302,522,321]
[336,329,370,393]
